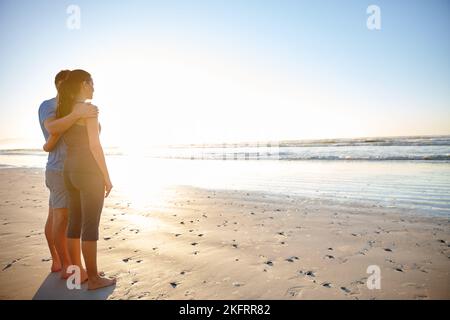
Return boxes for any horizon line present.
[1,133,450,151]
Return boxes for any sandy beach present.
[0,167,449,300]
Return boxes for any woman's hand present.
[105,179,113,198]
[73,102,99,119]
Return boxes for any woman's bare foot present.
[60,266,88,283]
[88,275,116,290]
[81,268,89,283]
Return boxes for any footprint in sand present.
[2,258,20,271]
[299,270,315,278]
[350,278,366,286]
[340,286,351,294]
[324,255,335,260]
[175,233,182,237]
[286,286,304,297]
[170,282,178,288]
[232,244,238,248]
[385,258,395,264]
[123,258,132,263]
[285,256,299,263]
[322,282,332,288]
[191,242,198,246]
[305,271,315,277]
[265,261,274,266]
[358,247,370,255]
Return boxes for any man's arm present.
[44,103,98,135]
[43,134,61,152]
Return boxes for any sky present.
[0,0,449,149]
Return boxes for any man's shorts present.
[45,169,69,209]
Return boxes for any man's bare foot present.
[50,255,62,272]
[60,265,72,279]
[88,275,116,290]
[51,260,62,273]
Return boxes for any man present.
[38,70,98,278]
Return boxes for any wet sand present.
[0,167,449,299]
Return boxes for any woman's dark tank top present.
[63,124,102,175]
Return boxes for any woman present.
[50,69,115,290]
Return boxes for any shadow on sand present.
[32,273,115,300]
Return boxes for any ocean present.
[1,135,449,216]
